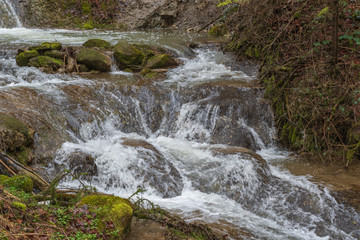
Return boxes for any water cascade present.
[0,0,22,28]
[0,17,360,240]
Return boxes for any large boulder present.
[15,50,39,66]
[76,48,111,72]
[145,54,178,69]
[28,56,63,71]
[113,42,145,70]
[82,39,112,50]
[79,195,133,238]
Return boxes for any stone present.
[113,42,145,70]
[68,151,97,181]
[76,48,111,72]
[79,195,133,237]
[29,42,62,53]
[144,54,178,69]
[15,50,39,67]
[82,39,112,50]
[28,56,64,70]
[0,113,34,164]
[44,50,65,59]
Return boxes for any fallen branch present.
[0,152,49,191]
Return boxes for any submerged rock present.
[113,42,145,70]
[76,48,111,72]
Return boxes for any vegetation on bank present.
[218,0,360,165]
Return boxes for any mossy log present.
[0,152,49,191]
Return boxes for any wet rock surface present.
[122,139,184,198]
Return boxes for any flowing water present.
[1,5,360,240]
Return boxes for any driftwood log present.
[0,152,49,191]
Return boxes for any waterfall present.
[0,0,22,28]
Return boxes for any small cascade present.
[0,0,22,28]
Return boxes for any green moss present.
[145,54,178,69]
[81,1,92,15]
[113,42,145,70]
[0,175,10,183]
[0,113,31,142]
[3,175,33,193]
[15,50,39,67]
[316,7,329,19]
[29,42,62,52]
[76,48,111,72]
[28,56,63,70]
[15,147,31,165]
[79,195,133,238]
[208,24,229,37]
[82,22,94,30]
[82,39,112,49]
[11,201,27,211]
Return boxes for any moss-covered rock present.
[28,56,64,70]
[83,39,112,50]
[29,42,62,52]
[0,113,34,164]
[44,50,65,59]
[145,54,178,69]
[79,195,133,238]
[76,48,111,72]
[15,50,39,67]
[0,113,32,150]
[208,24,229,37]
[1,175,33,193]
[113,42,145,70]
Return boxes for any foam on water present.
[53,115,360,240]
[165,49,254,86]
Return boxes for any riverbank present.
[219,0,360,166]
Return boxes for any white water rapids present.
[1,7,360,239]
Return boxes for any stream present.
[1,1,360,239]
